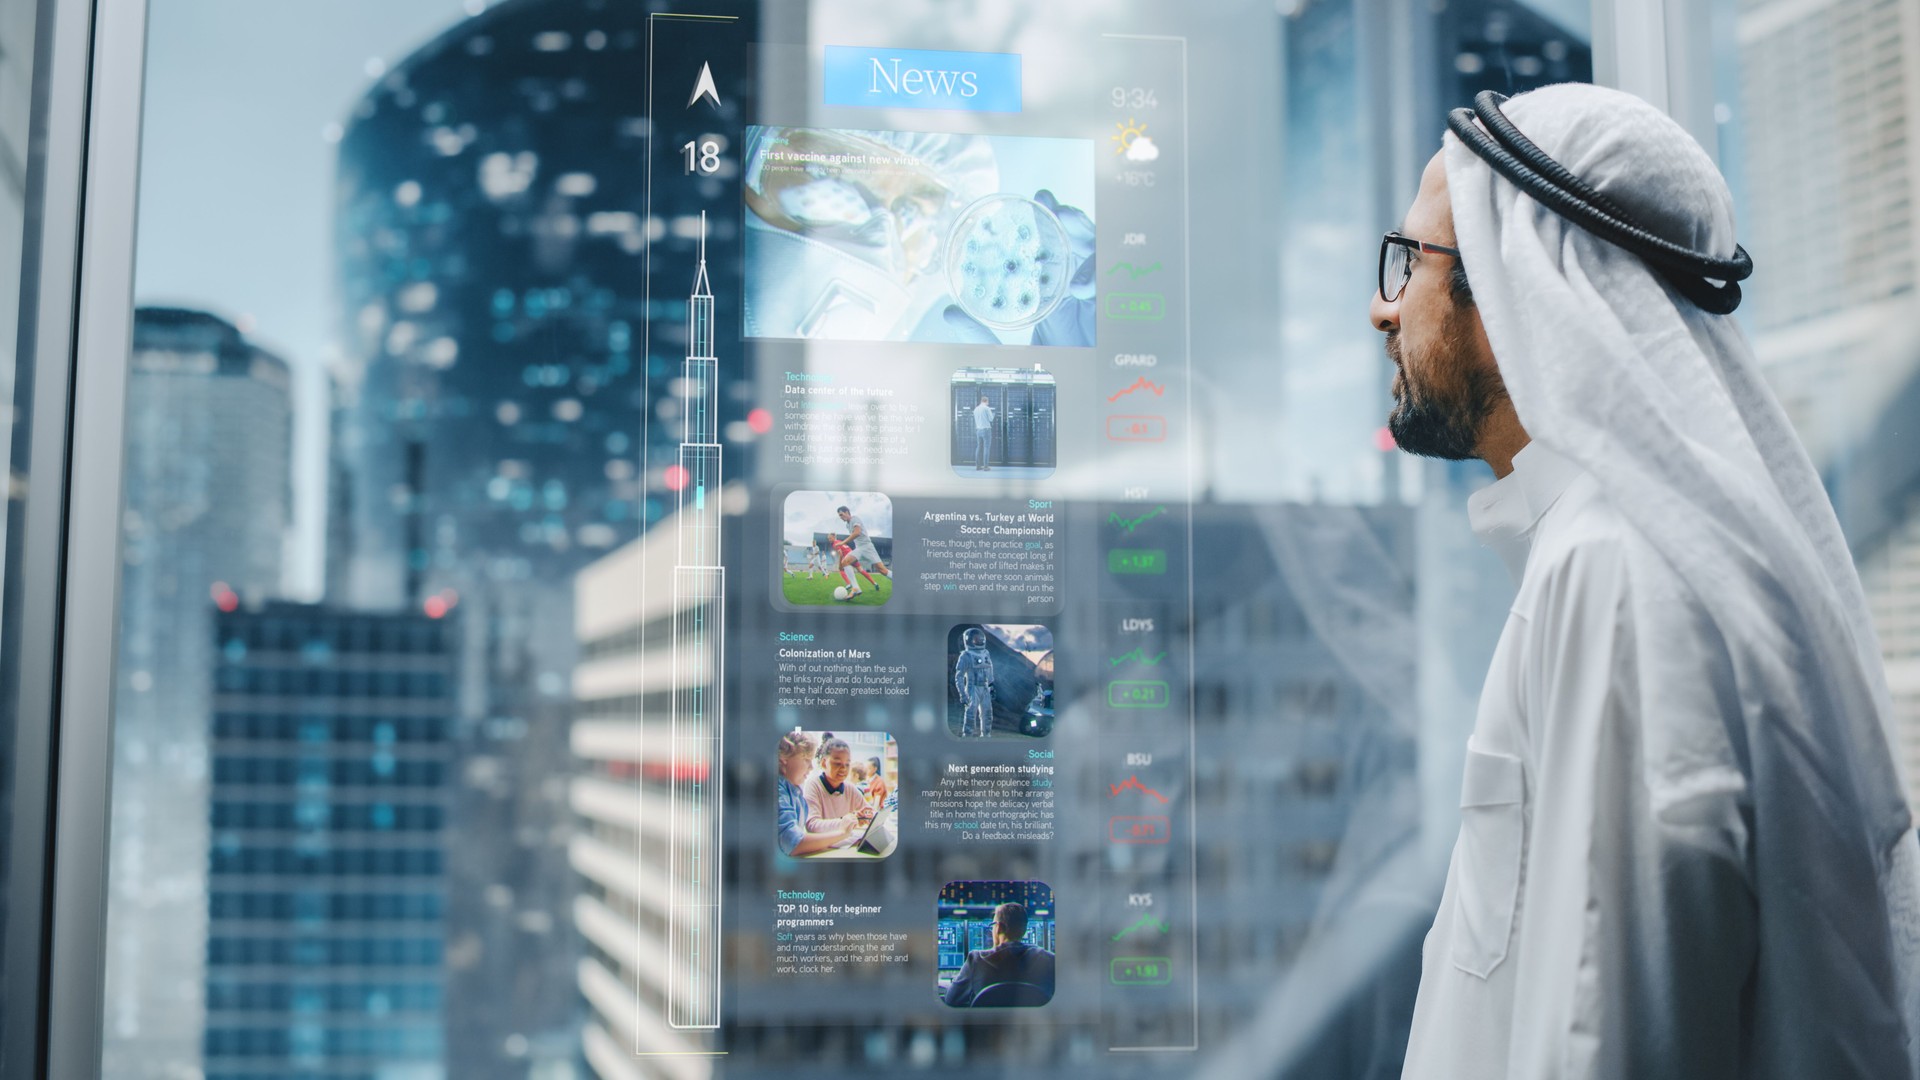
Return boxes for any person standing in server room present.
[1370,84,1920,1079]
[972,393,996,471]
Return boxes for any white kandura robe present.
[1404,442,1761,1079]
[1411,84,1920,1080]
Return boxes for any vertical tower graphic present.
[667,212,725,1029]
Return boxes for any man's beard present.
[1385,318,1505,461]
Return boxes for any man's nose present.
[1369,288,1398,333]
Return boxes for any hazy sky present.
[135,0,475,597]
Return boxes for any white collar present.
[1467,441,1583,582]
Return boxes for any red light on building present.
[641,760,709,783]
[663,464,689,491]
[210,582,239,613]
[746,407,772,434]
[423,596,448,619]
[1373,426,1397,452]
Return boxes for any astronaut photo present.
[946,623,1055,740]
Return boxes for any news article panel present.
[641,8,1198,1061]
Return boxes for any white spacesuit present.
[954,628,995,738]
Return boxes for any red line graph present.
[1108,775,1170,803]
[1107,376,1166,403]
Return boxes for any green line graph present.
[1107,505,1167,535]
[1112,914,1170,941]
[1108,648,1168,667]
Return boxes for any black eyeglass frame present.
[1378,231,1461,303]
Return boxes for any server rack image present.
[951,366,1058,478]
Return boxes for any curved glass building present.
[333,0,748,608]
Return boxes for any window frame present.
[26,0,148,1076]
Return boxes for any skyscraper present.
[105,306,293,1079]
[332,0,752,607]
[571,526,714,1080]
[202,601,456,1080]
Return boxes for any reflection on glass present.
[99,0,1920,1078]
[0,0,48,1067]
[1709,0,1920,820]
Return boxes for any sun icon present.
[1112,117,1148,156]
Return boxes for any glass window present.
[88,1,1920,1078]
[1706,0,1920,839]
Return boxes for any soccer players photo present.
[832,504,892,602]
[777,491,896,608]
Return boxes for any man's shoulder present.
[1521,474,1685,614]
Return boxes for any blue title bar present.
[822,45,1022,113]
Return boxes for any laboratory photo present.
[743,126,1096,347]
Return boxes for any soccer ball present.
[833,586,850,601]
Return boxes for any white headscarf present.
[1445,82,1920,1075]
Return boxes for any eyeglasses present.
[1378,231,1461,303]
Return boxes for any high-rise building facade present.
[202,602,456,1080]
[105,307,293,1079]
[571,525,713,1080]
[1734,0,1920,791]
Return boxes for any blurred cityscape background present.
[87,0,1920,1078]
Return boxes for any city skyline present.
[135,0,473,599]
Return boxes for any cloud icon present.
[1124,135,1160,163]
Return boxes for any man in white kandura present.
[1371,83,1920,1079]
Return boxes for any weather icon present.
[1125,136,1160,163]
[1112,117,1149,157]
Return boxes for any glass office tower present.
[105,307,293,1079]
[202,602,455,1080]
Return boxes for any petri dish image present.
[945,195,1074,331]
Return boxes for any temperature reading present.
[1111,86,1158,109]
[682,138,721,175]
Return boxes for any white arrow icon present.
[689,62,721,109]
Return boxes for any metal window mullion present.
[1592,0,1719,160]
[2,0,98,1073]
[42,0,148,1077]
